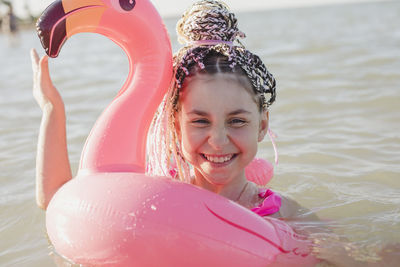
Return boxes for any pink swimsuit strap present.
[251,188,282,216]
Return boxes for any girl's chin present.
[196,168,239,185]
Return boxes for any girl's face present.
[177,73,268,187]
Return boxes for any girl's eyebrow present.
[187,109,208,116]
[187,109,251,116]
[228,109,252,116]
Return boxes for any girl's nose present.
[208,126,229,150]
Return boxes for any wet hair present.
[146,0,276,181]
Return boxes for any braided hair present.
[146,0,276,181]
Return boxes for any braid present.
[177,0,242,43]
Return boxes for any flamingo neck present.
[78,43,171,174]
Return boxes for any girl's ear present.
[258,110,269,142]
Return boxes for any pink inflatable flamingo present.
[37,0,318,266]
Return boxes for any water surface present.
[0,1,399,266]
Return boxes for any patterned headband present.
[173,0,276,109]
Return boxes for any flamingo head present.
[37,0,169,58]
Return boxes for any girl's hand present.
[30,48,63,110]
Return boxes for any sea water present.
[0,1,399,266]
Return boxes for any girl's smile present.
[201,153,236,164]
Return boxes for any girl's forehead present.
[180,74,259,113]
[184,73,248,86]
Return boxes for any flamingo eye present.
[119,0,136,11]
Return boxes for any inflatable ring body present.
[37,0,318,266]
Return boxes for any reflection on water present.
[1,1,399,266]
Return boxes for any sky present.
[0,0,386,19]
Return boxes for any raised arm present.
[31,48,72,210]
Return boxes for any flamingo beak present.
[36,0,105,57]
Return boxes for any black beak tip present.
[36,0,66,58]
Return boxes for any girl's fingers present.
[31,48,40,82]
[31,48,51,86]
[31,48,39,66]
[38,54,52,86]
[39,54,49,71]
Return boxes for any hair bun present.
[176,0,245,45]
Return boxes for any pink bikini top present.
[251,189,282,216]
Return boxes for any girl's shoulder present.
[276,194,320,221]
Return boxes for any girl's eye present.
[229,118,247,127]
[191,119,209,126]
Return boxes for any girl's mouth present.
[201,153,237,164]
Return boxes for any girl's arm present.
[278,195,320,221]
[31,49,72,210]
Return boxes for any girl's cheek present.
[186,124,207,137]
[230,127,260,149]
[182,128,204,149]
[230,126,256,138]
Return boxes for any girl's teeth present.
[204,154,233,163]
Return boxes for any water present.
[1,1,399,266]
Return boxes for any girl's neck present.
[192,170,249,201]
